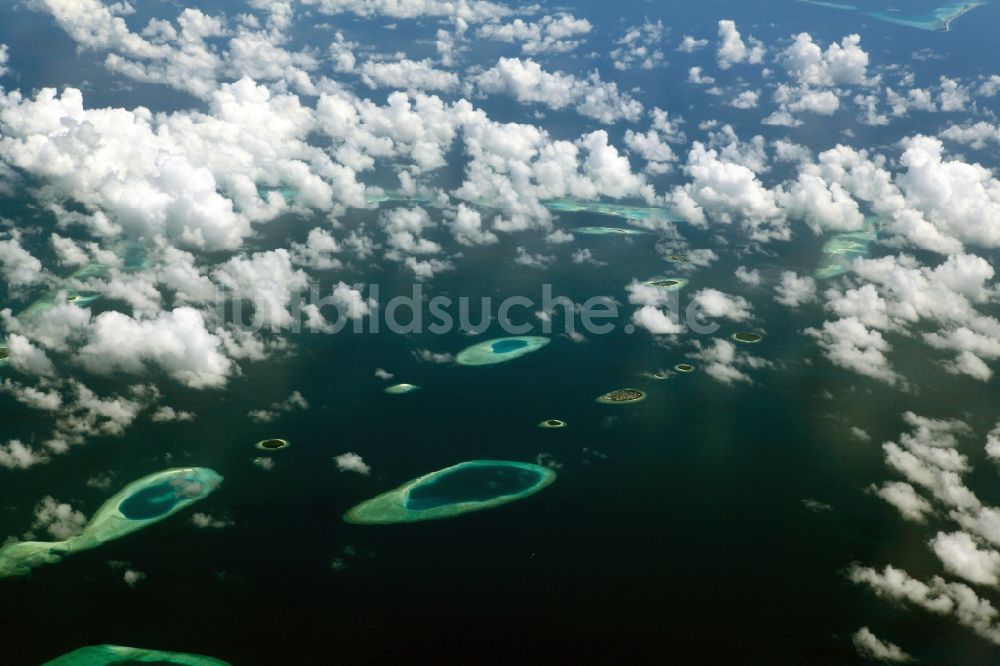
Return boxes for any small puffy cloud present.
[931,531,1000,587]
[692,288,752,321]
[0,440,48,470]
[941,122,1000,150]
[150,406,195,423]
[450,204,497,246]
[774,272,817,307]
[32,496,86,540]
[5,333,56,377]
[334,452,371,475]
[670,141,786,241]
[291,228,342,270]
[806,317,898,384]
[610,20,664,71]
[0,236,44,289]
[690,338,768,384]
[872,481,934,522]
[728,90,759,109]
[78,308,233,389]
[514,246,555,269]
[191,512,233,528]
[475,57,642,123]
[414,349,453,363]
[852,627,913,663]
[477,13,592,54]
[781,33,873,87]
[123,569,146,587]
[687,66,715,85]
[716,20,764,70]
[678,36,708,53]
[248,391,309,423]
[359,58,459,92]
[734,266,761,286]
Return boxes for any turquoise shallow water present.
[405,465,542,510]
[118,483,185,521]
[490,339,529,354]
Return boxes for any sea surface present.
[2,1,1000,664]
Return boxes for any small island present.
[456,336,550,366]
[673,363,695,373]
[0,344,9,366]
[731,332,763,344]
[667,254,688,262]
[538,419,567,429]
[596,388,647,404]
[255,438,290,451]
[384,383,420,394]
[344,460,556,524]
[43,644,230,666]
[650,370,669,380]
[643,277,688,291]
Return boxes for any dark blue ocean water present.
[1,1,1000,664]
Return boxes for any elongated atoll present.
[542,199,676,224]
[673,363,695,373]
[795,0,984,31]
[596,388,647,404]
[344,460,556,524]
[42,645,231,666]
[572,226,647,236]
[384,383,420,394]
[538,419,567,429]
[456,336,549,366]
[0,467,222,578]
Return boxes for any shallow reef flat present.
[795,0,984,30]
[42,645,231,666]
[815,220,878,279]
[456,336,549,366]
[572,226,647,236]
[542,198,676,224]
[0,467,222,578]
[344,460,556,524]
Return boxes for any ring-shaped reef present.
[643,277,688,291]
[384,383,420,394]
[255,438,289,451]
[650,370,669,380]
[538,419,567,429]
[573,226,646,236]
[456,336,549,366]
[731,332,763,344]
[596,388,647,404]
[673,363,695,373]
[42,645,231,666]
[344,460,556,524]
[0,467,222,578]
